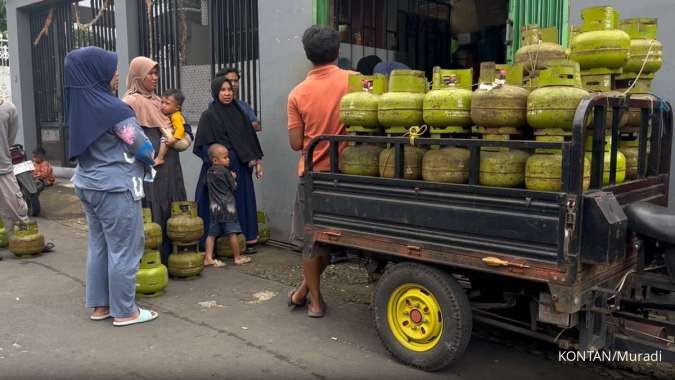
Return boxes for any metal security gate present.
[29,1,116,166]
[138,0,181,95]
[210,0,260,115]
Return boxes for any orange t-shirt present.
[287,65,355,177]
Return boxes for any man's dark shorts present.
[208,220,242,237]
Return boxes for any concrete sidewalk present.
[0,216,613,379]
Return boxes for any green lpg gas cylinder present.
[256,211,270,244]
[423,68,472,129]
[216,234,246,258]
[619,18,662,75]
[168,245,204,278]
[422,147,470,183]
[515,25,567,73]
[526,153,591,191]
[167,201,204,243]
[258,223,270,244]
[378,70,426,128]
[584,136,627,185]
[471,68,529,129]
[339,144,384,176]
[8,221,45,257]
[619,137,651,180]
[525,133,591,191]
[570,31,630,70]
[379,145,426,180]
[143,208,162,250]
[570,7,630,70]
[136,250,169,297]
[340,74,386,129]
[623,94,656,129]
[479,149,530,188]
[0,220,8,248]
[527,62,589,130]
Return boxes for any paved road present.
[0,218,610,380]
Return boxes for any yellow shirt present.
[170,112,186,139]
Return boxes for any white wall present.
[255,0,313,240]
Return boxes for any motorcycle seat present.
[624,202,675,245]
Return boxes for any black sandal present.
[245,246,257,255]
[287,289,307,308]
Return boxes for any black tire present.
[371,262,472,371]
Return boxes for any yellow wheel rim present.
[387,283,443,352]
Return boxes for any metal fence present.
[138,0,181,95]
[29,0,116,165]
[210,0,260,115]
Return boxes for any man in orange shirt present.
[287,25,352,318]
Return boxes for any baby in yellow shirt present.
[155,89,192,166]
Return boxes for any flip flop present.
[204,259,226,268]
[287,289,307,308]
[89,313,111,321]
[235,256,252,265]
[307,300,327,318]
[42,242,55,253]
[113,308,159,327]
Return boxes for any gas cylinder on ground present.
[570,6,631,70]
[0,220,7,248]
[619,18,662,75]
[471,64,528,129]
[136,250,169,297]
[378,70,427,129]
[340,74,386,132]
[515,25,566,74]
[585,135,627,185]
[527,61,589,131]
[216,234,246,258]
[477,132,529,188]
[525,131,591,191]
[167,201,204,243]
[143,208,162,250]
[168,244,204,278]
[257,211,270,245]
[8,221,44,257]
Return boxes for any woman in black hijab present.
[194,77,263,254]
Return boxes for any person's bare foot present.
[153,157,165,167]
[307,297,326,318]
[234,256,252,265]
[113,309,139,324]
[204,258,226,268]
[91,307,110,318]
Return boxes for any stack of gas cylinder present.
[167,201,204,278]
[378,70,428,179]
[421,68,472,183]
[136,208,169,297]
[339,73,387,176]
[8,221,44,257]
[335,5,660,190]
[472,63,530,187]
[617,17,661,180]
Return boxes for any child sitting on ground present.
[32,147,55,189]
[155,89,192,166]
[203,144,252,267]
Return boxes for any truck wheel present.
[371,262,472,371]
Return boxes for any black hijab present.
[194,76,263,163]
